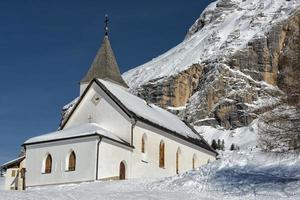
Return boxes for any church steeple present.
[104,14,109,36]
[80,15,128,93]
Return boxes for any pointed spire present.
[80,15,128,88]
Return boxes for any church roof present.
[23,123,131,147]
[97,79,216,154]
[60,79,217,155]
[80,35,128,88]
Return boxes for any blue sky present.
[0,0,214,164]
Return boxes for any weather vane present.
[104,14,109,36]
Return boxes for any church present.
[4,17,217,189]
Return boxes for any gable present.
[63,82,132,143]
[61,79,216,155]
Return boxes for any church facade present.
[22,21,217,188]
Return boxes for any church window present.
[176,148,181,174]
[68,151,76,171]
[44,154,52,174]
[11,170,16,177]
[119,161,126,180]
[141,134,147,153]
[159,140,165,168]
[192,154,197,170]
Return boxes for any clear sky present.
[0,0,214,164]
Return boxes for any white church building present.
[6,18,217,189]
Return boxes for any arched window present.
[44,154,52,174]
[192,154,197,170]
[119,161,126,180]
[68,151,76,171]
[159,140,165,168]
[176,148,181,174]
[141,134,147,153]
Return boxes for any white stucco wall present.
[25,124,216,186]
[129,122,216,178]
[97,138,132,180]
[4,159,26,191]
[64,83,132,142]
[25,136,98,187]
[4,168,18,190]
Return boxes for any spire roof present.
[80,16,128,88]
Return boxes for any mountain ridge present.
[123,0,300,151]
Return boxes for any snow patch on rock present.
[123,0,300,89]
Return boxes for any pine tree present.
[211,139,218,150]
[230,143,235,151]
[217,139,221,150]
[221,140,225,151]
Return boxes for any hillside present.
[1,151,299,200]
[122,0,300,150]
[123,0,300,126]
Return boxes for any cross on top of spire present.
[104,14,109,36]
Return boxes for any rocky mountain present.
[123,0,300,135]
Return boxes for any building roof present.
[23,123,131,147]
[1,156,25,170]
[60,79,217,155]
[80,35,128,88]
[97,79,216,154]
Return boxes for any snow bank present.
[0,176,4,191]
[195,119,258,150]
[149,150,300,199]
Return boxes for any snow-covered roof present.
[99,79,200,139]
[94,79,215,153]
[1,156,25,170]
[52,79,215,154]
[24,123,129,146]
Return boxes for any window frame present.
[43,154,52,174]
[67,151,76,172]
[159,140,165,168]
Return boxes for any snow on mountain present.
[1,151,299,200]
[123,0,300,89]
[196,119,258,150]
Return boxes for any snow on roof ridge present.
[24,123,125,145]
[1,156,25,169]
[98,79,202,141]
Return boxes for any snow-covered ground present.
[0,177,4,191]
[1,151,299,200]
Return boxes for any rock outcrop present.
[124,0,300,129]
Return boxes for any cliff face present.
[184,10,300,129]
[135,64,203,108]
[124,0,300,130]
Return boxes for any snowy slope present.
[123,0,300,89]
[1,151,299,200]
[196,119,258,150]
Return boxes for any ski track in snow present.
[1,151,299,200]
